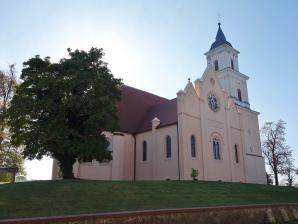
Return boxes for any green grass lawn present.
[0,180,298,219]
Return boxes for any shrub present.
[190,168,199,181]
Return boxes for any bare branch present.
[0,64,17,115]
[261,120,294,186]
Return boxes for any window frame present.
[191,135,196,158]
[234,144,239,164]
[142,141,147,161]
[166,135,172,159]
[212,137,221,160]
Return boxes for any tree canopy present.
[8,48,122,179]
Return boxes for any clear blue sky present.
[1,0,297,180]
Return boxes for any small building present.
[52,23,266,184]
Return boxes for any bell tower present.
[205,23,250,109]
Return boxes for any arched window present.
[212,137,221,160]
[166,135,172,158]
[237,89,242,102]
[234,144,239,163]
[191,135,196,158]
[231,59,234,70]
[214,60,219,71]
[142,141,147,161]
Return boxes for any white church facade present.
[52,23,267,184]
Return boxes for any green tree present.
[0,65,26,182]
[8,48,122,179]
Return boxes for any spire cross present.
[217,14,221,26]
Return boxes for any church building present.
[52,23,267,184]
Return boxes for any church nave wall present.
[135,131,153,180]
[177,114,203,181]
[136,124,179,181]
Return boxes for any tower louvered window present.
[238,89,242,102]
[214,60,219,71]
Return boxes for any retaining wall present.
[1,203,298,224]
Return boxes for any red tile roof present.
[117,85,178,134]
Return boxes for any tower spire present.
[210,22,232,50]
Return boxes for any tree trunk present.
[274,170,279,186]
[56,155,76,179]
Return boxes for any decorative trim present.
[230,126,241,131]
[236,105,260,115]
[177,112,201,120]
[246,153,263,158]
[113,132,125,136]
[204,43,240,56]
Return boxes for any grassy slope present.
[0,180,298,219]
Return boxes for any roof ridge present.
[123,85,169,101]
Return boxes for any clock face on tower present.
[208,93,220,112]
